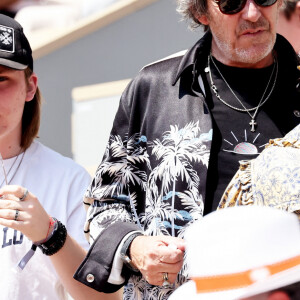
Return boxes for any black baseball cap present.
[0,14,33,70]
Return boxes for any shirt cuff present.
[107,230,142,285]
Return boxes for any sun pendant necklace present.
[206,54,278,132]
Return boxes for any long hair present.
[21,68,42,150]
[176,0,209,30]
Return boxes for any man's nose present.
[241,0,262,22]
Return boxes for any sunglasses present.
[215,0,277,14]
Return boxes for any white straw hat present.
[170,206,300,300]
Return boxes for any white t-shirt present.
[0,141,91,300]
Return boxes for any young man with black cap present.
[0,14,121,300]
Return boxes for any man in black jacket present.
[74,0,300,299]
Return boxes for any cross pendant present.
[249,119,257,132]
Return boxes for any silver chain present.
[0,150,26,188]
[207,54,278,118]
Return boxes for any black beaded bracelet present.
[37,220,67,256]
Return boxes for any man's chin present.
[234,43,274,65]
[235,33,275,63]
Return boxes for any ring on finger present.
[14,209,19,221]
[162,272,171,288]
[19,188,28,201]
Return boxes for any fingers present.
[146,272,178,286]
[0,185,29,200]
[130,235,185,286]
[0,185,38,210]
[151,259,183,275]
[0,208,23,221]
[160,272,177,285]
[0,198,24,210]
[145,269,182,286]
[0,185,49,242]
[157,245,184,264]
[131,236,184,268]
[0,187,31,228]
[0,193,20,202]
[0,208,25,233]
[159,235,186,251]
[0,217,19,230]
[0,188,31,223]
[143,270,179,286]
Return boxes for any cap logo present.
[0,25,14,53]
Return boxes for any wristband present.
[17,218,67,270]
[37,219,67,256]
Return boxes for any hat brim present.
[170,264,300,300]
[242,264,300,298]
[170,281,246,300]
[0,58,27,70]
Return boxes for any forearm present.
[50,234,122,300]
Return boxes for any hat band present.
[193,254,300,293]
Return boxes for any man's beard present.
[212,17,276,64]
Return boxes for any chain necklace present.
[0,150,26,188]
[207,54,278,132]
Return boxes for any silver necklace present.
[207,54,278,132]
[0,150,26,187]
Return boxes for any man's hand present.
[129,235,185,286]
[0,185,50,242]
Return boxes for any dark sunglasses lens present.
[218,0,277,14]
[218,0,246,14]
[255,0,277,6]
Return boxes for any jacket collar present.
[275,34,300,81]
[172,31,212,86]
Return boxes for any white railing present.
[31,0,159,59]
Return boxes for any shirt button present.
[86,274,95,283]
[294,110,300,117]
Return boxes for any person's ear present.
[25,72,38,102]
[197,14,210,25]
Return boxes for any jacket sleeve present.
[75,78,148,292]
[73,221,140,293]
